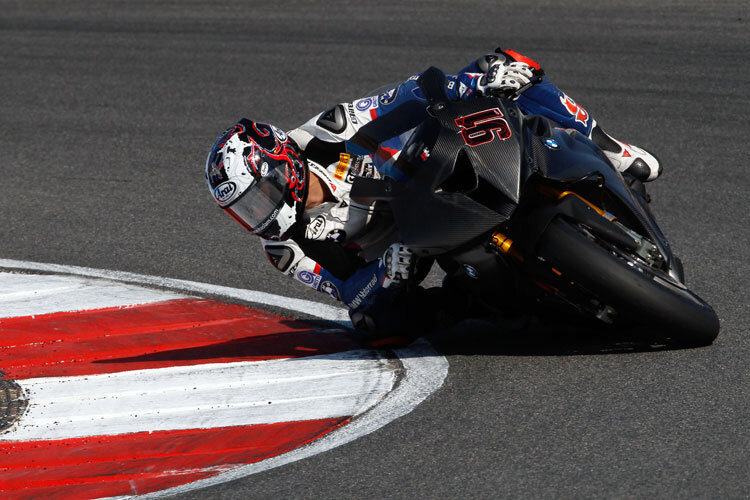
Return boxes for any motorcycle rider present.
[205,49,662,342]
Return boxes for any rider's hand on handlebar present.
[381,243,413,289]
[476,62,537,99]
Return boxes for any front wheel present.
[536,218,720,346]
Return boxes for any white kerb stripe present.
[2,351,395,441]
[0,259,350,323]
[0,272,186,318]
[0,261,449,499]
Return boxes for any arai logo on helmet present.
[213,181,237,204]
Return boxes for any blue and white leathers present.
[260,54,601,316]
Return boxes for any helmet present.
[205,118,308,240]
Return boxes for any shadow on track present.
[429,315,700,357]
[93,320,361,366]
[92,314,700,367]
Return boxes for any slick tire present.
[537,218,720,346]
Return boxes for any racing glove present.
[349,243,413,340]
[476,62,537,99]
[381,243,414,289]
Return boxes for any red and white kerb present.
[0,272,397,499]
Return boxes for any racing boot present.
[591,123,662,182]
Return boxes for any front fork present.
[487,188,667,323]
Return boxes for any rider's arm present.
[293,49,544,149]
[260,238,395,313]
[458,50,594,136]
[291,65,494,149]
[290,71,479,181]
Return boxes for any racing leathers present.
[260,50,653,335]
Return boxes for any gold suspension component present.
[536,185,616,221]
[557,191,617,221]
[490,232,524,262]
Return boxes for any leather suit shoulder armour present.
[316,104,347,134]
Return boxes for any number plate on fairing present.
[432,97,524,203]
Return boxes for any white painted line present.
[0,273,186,318]
[3,352,395,441]
[0,260,448,499]
[0,259,349,323]
[143,338,447,499]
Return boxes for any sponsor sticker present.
[297,270,322,289]
[326,229,346,242]
[559,93,589,127]
[306,215,327,240]
[544,138,559,150]
[348,274,378,309]
[320,280,340,300]
[463,264,479,279]
[346,103,359,125]
[379,87,398,106]
[213,181,237,205]
[334,153,351,181]
[355,97,378,112]
[253,207,280,234]
[345,157,378,183]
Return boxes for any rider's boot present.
[590,123,662,182]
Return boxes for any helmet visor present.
[225,158,291,237]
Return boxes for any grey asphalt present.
[1,1,748,498]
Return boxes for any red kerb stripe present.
[0,418,349,499]
[0,298,359,379]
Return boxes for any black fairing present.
[521,123,677,274]
[351,72,530,255]
[350,66,677,274]
[403,97,528,254]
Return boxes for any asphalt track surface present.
[1,1,748,498]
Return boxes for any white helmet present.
[205,119,308,240]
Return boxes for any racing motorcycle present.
[351,67,719,346]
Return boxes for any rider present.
[205,49,662,341]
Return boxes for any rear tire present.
[537,218,720,346]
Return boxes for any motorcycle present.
[351,67,719,346]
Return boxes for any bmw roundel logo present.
[544,138,559,150]
[463,264,479,279]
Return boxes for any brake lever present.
[489,76,543,101]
